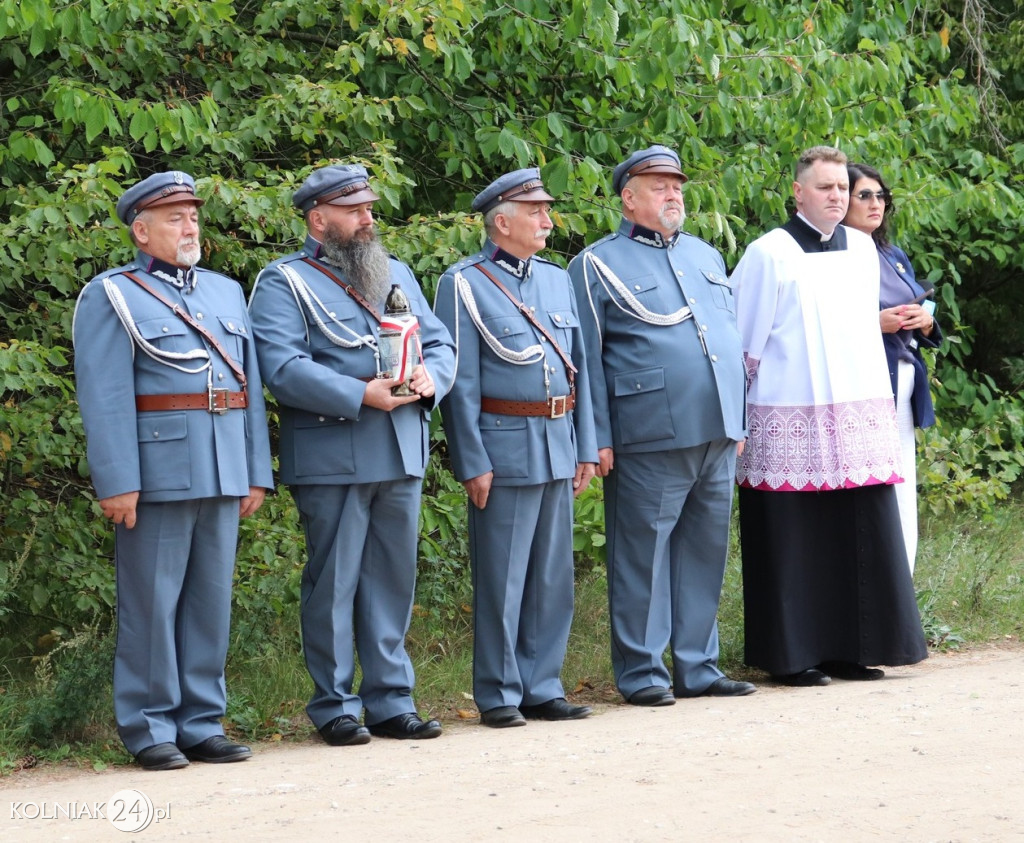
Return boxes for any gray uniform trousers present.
[605,440,736,698]
[468,479,575,711]
[113,496,240,754]
[291,478,422,729]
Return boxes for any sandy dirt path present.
[2,645,1023,842]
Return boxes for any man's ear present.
[792,180,803,208]
[620,186,636,214]
[493,211,512,237]
[307,207,326,235]
[131,218,149,246]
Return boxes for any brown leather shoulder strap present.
[471,262,577,387]
[121,271,247,389]
[299,257,382,322]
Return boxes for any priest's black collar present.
[782,214,848,253]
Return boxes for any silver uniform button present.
[495,419,502,426]
[634,284,641,291]
[318,416,325,422]
[711,354,718,362]
[218,373,225,381]
[554,314,562,323]
[161,326,169,333]
[153,431,159,438]
[228,322,235,330]
[701,324,708,331]
[689,297,697,304]
[196,312,204,320]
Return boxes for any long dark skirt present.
[739,484,928,675]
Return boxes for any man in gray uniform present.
[435,168,598,728]
[567,146,754,706]
[249,164,455,745]
[74,171,273,770]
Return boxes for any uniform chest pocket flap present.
[545,308,578,330]
[482,315,533,352]
[216,315,250,338]
[617,274,665,312]
[622,274,659,295]
[136,316,190,342]
[215,314,249,357]
[308,307,360,348]
[702,270,734,311]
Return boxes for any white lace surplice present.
[732,226,902,491]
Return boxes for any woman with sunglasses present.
[844,163,942,575]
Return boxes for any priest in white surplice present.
[730,146,927,687]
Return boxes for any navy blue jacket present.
[879,244,942,429]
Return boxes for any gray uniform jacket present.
[73,252,273,501]
[434,242,599,484]
[248,235,455,484]
[567,219,747,451]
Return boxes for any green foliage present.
[415,433,473,645]
[2,0,1024,758]
[573,479,607,571]
[916,504,1024,644]
[21,623,115,745]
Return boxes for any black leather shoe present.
[480,705,527,728]
[519,698,592,720]
[700,677,757,697]
[627,685,676,707]
[819,661,885,681]
[319,714,372,746]
[368,712,442,740]
[774,668,831,687]
[135,743,189,771]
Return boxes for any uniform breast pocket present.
[479,414,529,478]
[136,316,191,352]
[216,314,250,359]
[545,308,578,352]
[702,269,735,313]
[137,412,191,491]
[482,315,534,353]
[618,274,665,312]
[308,303,362,350]
[611,367,676,446]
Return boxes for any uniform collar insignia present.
[489,245,530,279]
[147,256,197,291]
[625,221,679,249]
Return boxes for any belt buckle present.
[548,395,567,419]
[208,387,230,414]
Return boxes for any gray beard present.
[321,229,392,305]
[658,206,685,232]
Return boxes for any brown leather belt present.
[480,394,575,419]
[136,389,248,414]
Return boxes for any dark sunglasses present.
[853,189,890,203]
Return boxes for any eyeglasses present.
[853,190,890,203]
